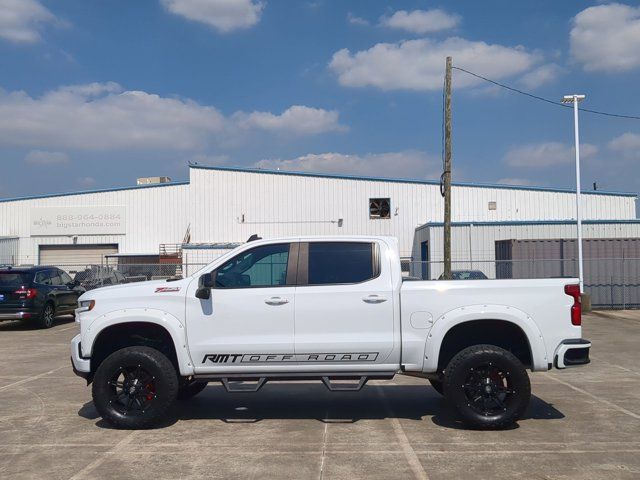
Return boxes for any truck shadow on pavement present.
[78,382,564,430]
[0,315,75,331]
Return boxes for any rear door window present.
[49,270,62,286]
[307,242,376,285]
[60,271,73,285]
[35,271,52,285]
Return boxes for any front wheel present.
[443,344,530,429]
[92,346,179,429]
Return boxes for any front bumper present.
[70,334,91,380]
[554,339,591,369]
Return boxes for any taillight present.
[564,284,581,326]
[14,288,37,299]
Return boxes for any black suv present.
[0,266,85,328]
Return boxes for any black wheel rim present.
[43,306,53,326]
[462,363,515,416]
[108,365,157,415]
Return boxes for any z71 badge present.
[154,287,181,293]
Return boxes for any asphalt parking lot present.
[0,311,639,480]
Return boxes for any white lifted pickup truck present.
[71,236,590,429]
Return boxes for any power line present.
[452,66,640,120]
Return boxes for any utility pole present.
[443,56,452,279]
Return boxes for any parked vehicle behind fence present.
[438,270,489,280]
[74,266,127,291]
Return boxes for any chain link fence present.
[2,256,637,310]
[402,257,640,309]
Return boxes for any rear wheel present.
[37,302,55,329]
[92,346,178,429]
[177,380,208,400]
[444,344,530,429]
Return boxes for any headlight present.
[77,299,95,312]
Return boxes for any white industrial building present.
[0,165,637,271]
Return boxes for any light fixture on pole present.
[561,94,586,293]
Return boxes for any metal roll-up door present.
[39,244,118,272]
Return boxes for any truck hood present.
[79,277,191,301]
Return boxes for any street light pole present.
[562,94,586,293]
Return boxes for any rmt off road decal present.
[202,352,379,364]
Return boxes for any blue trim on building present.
[189,164,638,198]
[0,181,190,204]
[182,243,241,250]
[424,219,640,228]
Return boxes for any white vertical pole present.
[573,96,584,293]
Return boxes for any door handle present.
[265,297,289,306]
[362,295,387,304]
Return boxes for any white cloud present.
[24,150,69,165]
[347,12,369,26]
[503,142,598,168]
[233,105,346,135]
[161,0,263,33]
[254,150,440,179]
[609,132,640,159]
[570,3,640,72]
[518,63,562,89]
[329,37,541,91]
[0,0,58,43]
[77,177,96,187]
[0,83,344,151]
[380,9,460,34]
[496,177,533,186]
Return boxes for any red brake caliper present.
[145,383,156,402]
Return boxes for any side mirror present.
[195,272,215,300]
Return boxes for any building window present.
[369,198,391,219]
[488,201,497,211]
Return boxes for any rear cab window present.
[307,242,378,285]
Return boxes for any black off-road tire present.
[429,378,444,396]
[443,344,531,429]
[92,346,179,429]
[37,302,55,329]
[177,380,208,400]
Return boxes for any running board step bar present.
[321,376,368,391]
[194,371,394,393]
[221,377,267,393]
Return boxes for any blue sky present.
[0,0,639,198]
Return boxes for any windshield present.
[0,272,31,286]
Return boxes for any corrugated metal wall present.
[0,183,189,264]
[495,238,640,308]
[425,222,640,280]
[0,237,19,264]
[189,167,637,258]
